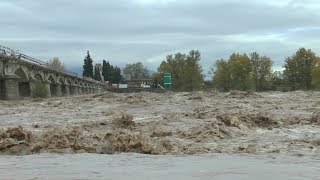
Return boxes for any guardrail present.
[0,44,100,83]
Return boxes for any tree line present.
[212,52,273,91]
[81,50,204,91]
[83,51,123,84]
[80,47,320,92]
[82,51,150,84]
[212,48,320,91]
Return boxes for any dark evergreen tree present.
[109,65,115,83]
[82,51,94,78]
[113,66,123,83]
[94,66,101,81]
[102,60,111,82]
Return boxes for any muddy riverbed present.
[1,90,320,156]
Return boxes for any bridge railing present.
[0,44,101,84]
[0,44,48,66]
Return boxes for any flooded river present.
[0,153,319,180]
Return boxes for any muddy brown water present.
[0,153,319,180]
[1,92,320,179]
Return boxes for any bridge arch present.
[48,75,57,96]
[58,77,67,96]
[71,80,78,95]
[65,79,72,95]
[67,79,71,85]
[15,68,30,97]
[79,81,85,94]
[83,83,88,94]
[34,73,43,81]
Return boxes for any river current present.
[0,153,319,180]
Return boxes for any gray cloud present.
[1,0,320,75]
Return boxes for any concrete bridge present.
[0,45,103,100]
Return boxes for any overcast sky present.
[1,0,320,76]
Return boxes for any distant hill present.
[148,69,157,76]
[67,66,82,75]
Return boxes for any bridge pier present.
[55,82,62,97]
[65,83,70,96]
[61,83,66,96]
[43,80,51,98]
[70,85,75,95]
[78,86,83,94]
[29,78,37,98]
[71,85,79,95]
[4,74,19,100]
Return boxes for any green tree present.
[212,59,230,91]
[283,48,318,90]
[123,62,149,80]
[229,53,252,90]
[180,50,204,91]
[156,61,170,84]
[311,58,320,89]
[159,53,187,90]
[48,57,65,72]
[250,52,273,91]
[101,60,123,84]
[112,66,123,83]
[212,52,274,91]
[82,51,94,78]
[109,65,123,83]
[102,60,111,82]
[157,50,204,91]
[271,71,285,88]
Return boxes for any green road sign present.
[164,72,172,90]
